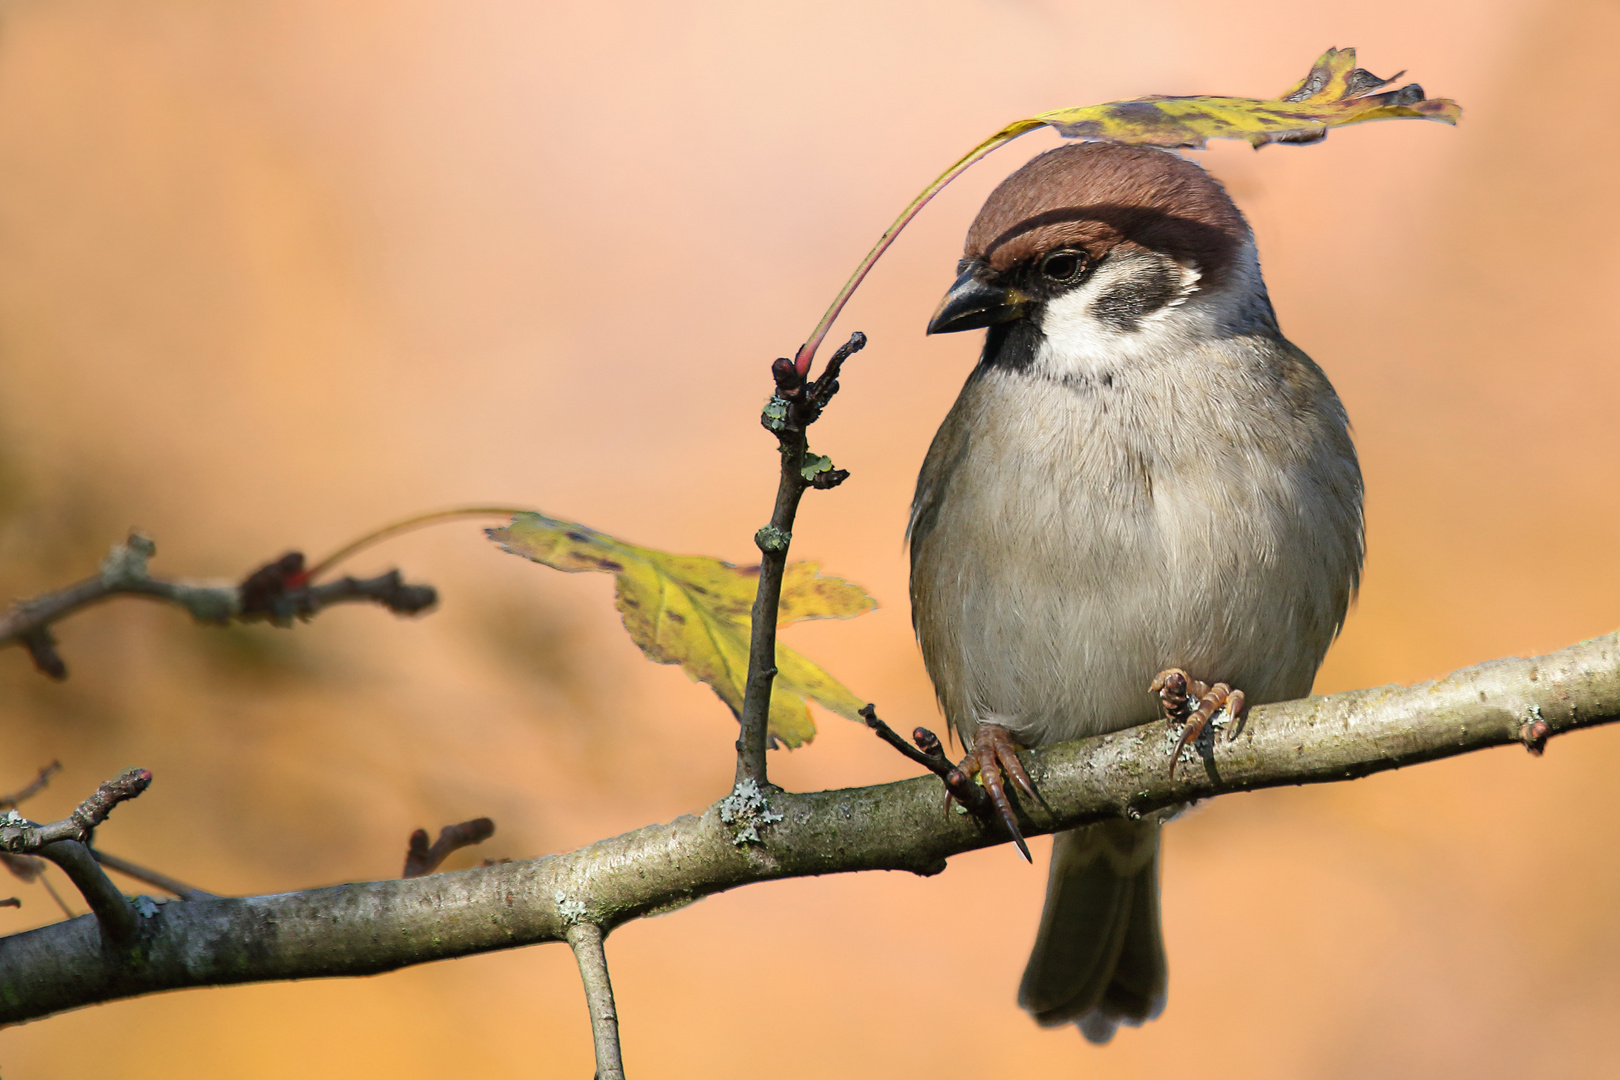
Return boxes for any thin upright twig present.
[734,332,864,788]
[567,923,625,1080]
[734,432,807,787]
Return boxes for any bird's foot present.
[1150,668,1246,776]
[959,723,1037,861]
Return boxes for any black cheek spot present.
[1092,261,1184,333]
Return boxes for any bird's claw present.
[1152,668,1246,776]
[959,724,1036,861]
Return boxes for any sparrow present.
[908,141,1364,1041]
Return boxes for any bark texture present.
[2,632,1614,1024]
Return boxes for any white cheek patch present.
[1163,266,1201,308]
[1034,256,1203,381]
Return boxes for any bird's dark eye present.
[1040,250,1086,284]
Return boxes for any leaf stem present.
[302,505,536,582]
[792,120,1043,376]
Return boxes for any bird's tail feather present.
[1017,818,1167,1043]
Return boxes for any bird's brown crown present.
[966,143,1249,287]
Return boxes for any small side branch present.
[859,705,985,812]
[238,553,437,624]
[0,534,437,679]
[0,768,152,945]
[567,923,625,1080]
[402,818,496,877]
[0,768,152,855]
[735,332,865,787]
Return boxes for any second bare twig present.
[0,534,437,680]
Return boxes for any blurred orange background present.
[3,0,1619,1076]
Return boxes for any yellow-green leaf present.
[1030,47,1459,150]
[486,512,875,748]
[794,47,1459,375]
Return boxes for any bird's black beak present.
[926,267,1028,335]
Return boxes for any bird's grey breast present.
[909,333,1361,748]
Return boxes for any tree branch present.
[2,630,1614,1023]
[0,534,437,679]
[567,923,625,1080]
